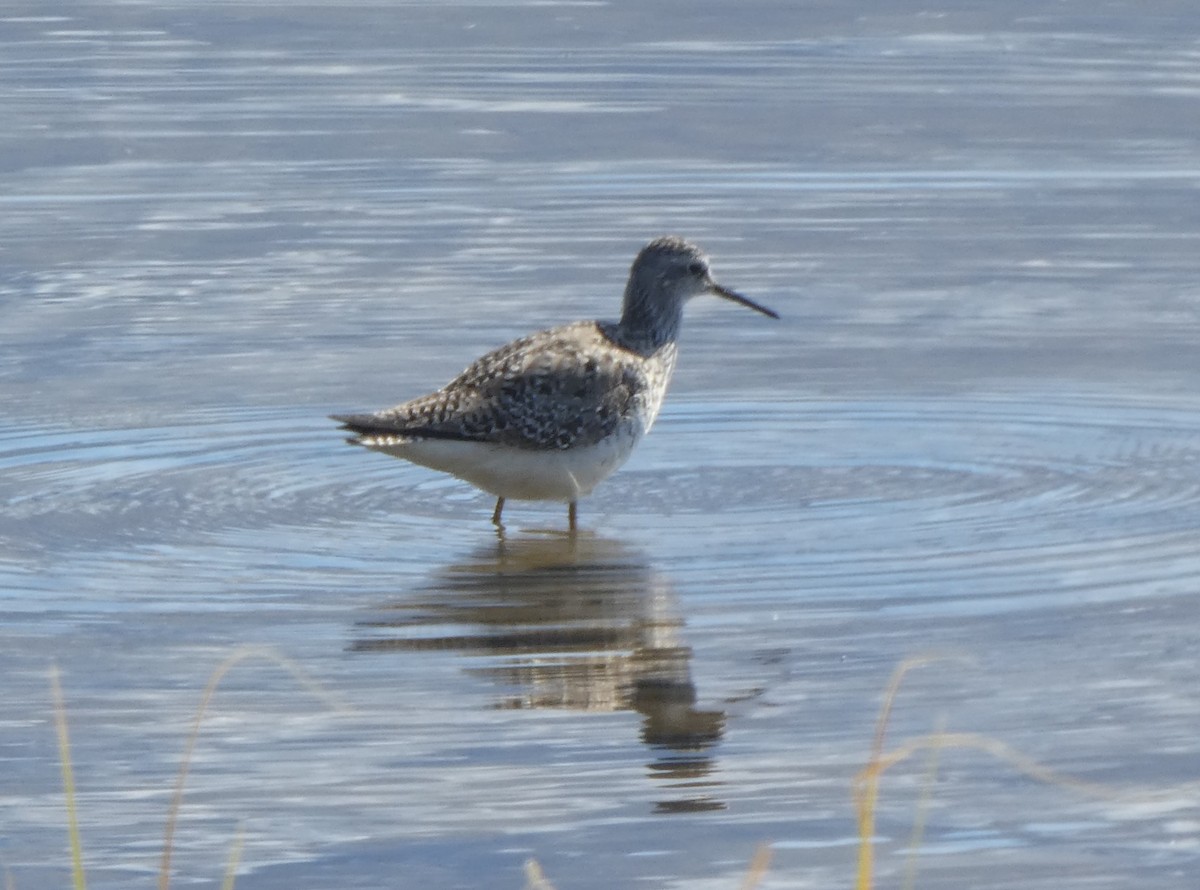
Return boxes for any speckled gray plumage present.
[332,320,677,450]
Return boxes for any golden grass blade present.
[523,857,556,890]
[855,653,972,890]
[866,654,972,776]
[50,665,87,890]
[855,653,1200,890]
[900,717,945,890]
[854,759,879,890]
[219,823,245,890]
[871,731,1200,802]
[738,843,772,890]
[158,645,351,890]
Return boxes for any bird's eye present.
[687,261,707,277]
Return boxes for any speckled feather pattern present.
[336,320,677,451]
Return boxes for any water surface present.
[2,2,1199,888]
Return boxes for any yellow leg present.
[568,501,578,531]
[491,497,505,526]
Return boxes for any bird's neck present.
[617,284,683,352]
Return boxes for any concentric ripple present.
[610,390,1200,612]
[3,390,1200,613]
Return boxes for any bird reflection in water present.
[350,532,726,813]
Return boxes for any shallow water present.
[2,2,1199,888]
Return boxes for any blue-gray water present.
[2,2,1199,888]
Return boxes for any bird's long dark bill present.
[712,283,779,319]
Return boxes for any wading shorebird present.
[332,236,778,530]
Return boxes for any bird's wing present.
[333,322,645,449]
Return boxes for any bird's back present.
[335,320,678,451]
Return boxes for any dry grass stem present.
[219,823,246,890]
[50,665,87,890]
[739,843,773,890]
[523,858,556,890]
[854,653,1198,890]
[158,645,351,890]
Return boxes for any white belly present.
[363,427,642,502]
